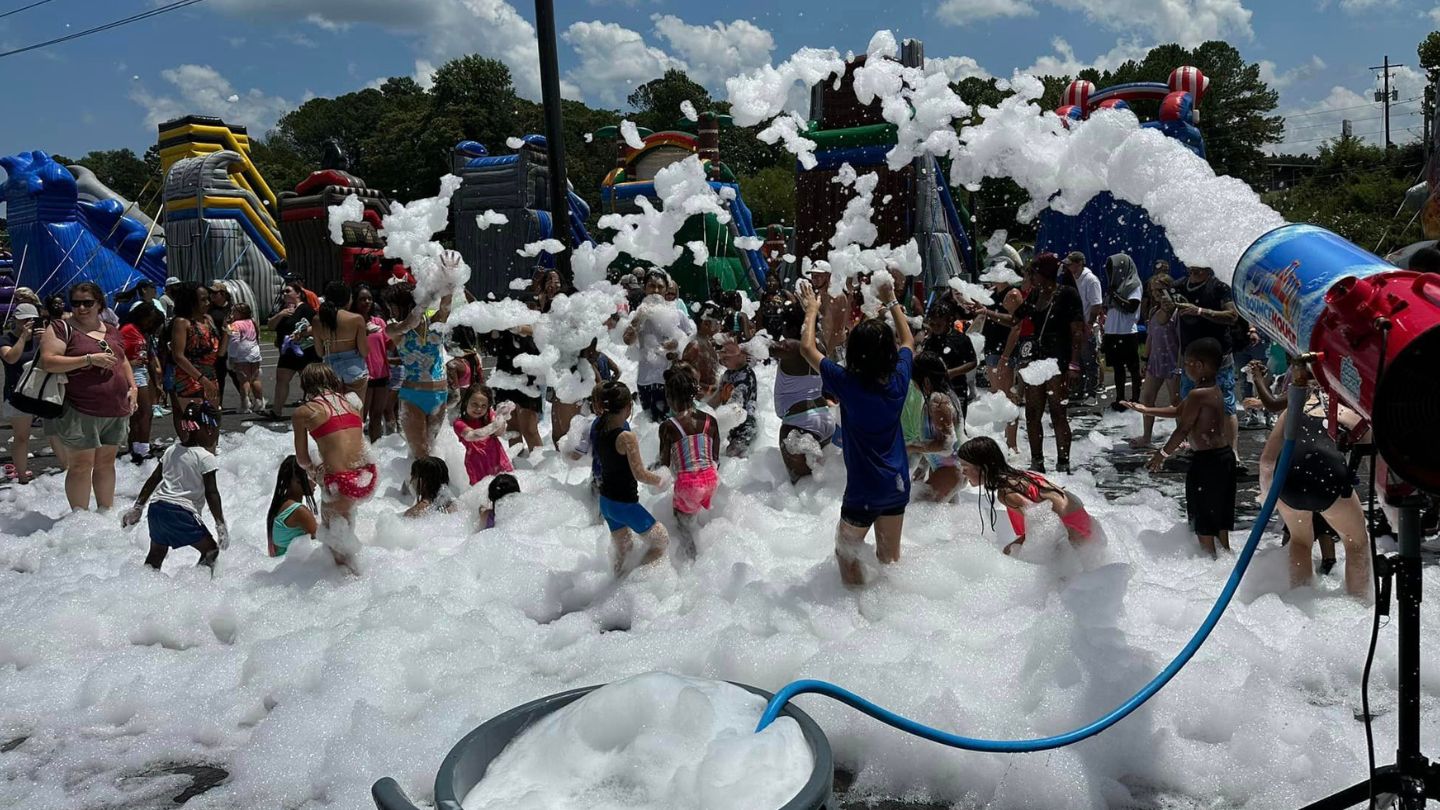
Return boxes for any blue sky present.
[0,0,1437,164]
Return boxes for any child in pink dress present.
[455,384,514,485]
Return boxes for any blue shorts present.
[133,365,150,389]
[148,501,211,548]
[598,495,657,534]
[1181,361,1237,415]
[325,350,369,385]
[398,386,447,415]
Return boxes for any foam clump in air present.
[506,136,525,150]
[476,210,509,231]
[462,672,813,810]
[758,113,819,171]
[620,120,646,150]
[952,75,1284,281]
[726,47,846,127]
[326,195,364,246]
[380,173,467,306]
[680,100,699,122]
[518,239,567,258]
[599,155,729,268]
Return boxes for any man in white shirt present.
[1100,253,1144,409]
[1066,251,1104,402]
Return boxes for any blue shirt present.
[820,347,914,509]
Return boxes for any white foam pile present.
[620,119,646,150]
[518,238,567,258]
[380,173,468,306]
[476,210,509,230]
[326,194,364,246]
[680,100,699,122]
[1019,357,1061,386]
[461,672,813,810]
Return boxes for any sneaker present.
[153,405,170,416]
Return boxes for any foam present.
[461,672,813,810]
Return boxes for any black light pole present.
[534,0,573,283]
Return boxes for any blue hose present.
[756,385,1303,752]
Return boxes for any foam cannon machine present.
[1235,223,1440,809]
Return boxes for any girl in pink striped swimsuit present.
[658,363,721,559]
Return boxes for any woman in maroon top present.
[39,281,138,510]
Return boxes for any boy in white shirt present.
[122,402,228,570]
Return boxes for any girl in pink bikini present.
[957,436,1093,556]
[657,363,720,559]
[293,363,374,572]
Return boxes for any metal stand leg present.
[1300,501,1439,809]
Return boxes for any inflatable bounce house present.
[794,39,974,293]
[597,113,768,301]
[0,251,16,321]
[158,116,284,315]
[1036,67,1210,276]
[278,142,395,293]
[450,135,594,300]
[0,150,167,302]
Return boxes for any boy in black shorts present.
[1130,338,1235,557]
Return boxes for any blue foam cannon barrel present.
[1233,224,1440,493]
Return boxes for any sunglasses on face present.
[70,298,97,308]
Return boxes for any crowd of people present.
[0,242,1403,596]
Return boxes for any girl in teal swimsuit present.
[267,455,318,557]
[385,279,454,460]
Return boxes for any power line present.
[1284,109,1423,135]
[0,0,204,60]
[1281,124,1423,147]
[0,0,57,20]
[1278,96,1422,120]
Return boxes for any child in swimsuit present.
[593,381,671,576]
[455,384,514,486]
[711,339,758,458]
[403,456,457,517]
[957,435,1094,556]
[121,402,228,571]
[658,363,720,559]
[267,454,317,557]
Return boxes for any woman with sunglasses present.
[38,281,138,511]
[167,281,225,450]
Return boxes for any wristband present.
[1068,362,1080,371]
[1158,448,1172,459]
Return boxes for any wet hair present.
[385,282,416,321]
[844,318,899,389]
[459,383,493,418]
[126,301,162,331]
[232,302,253,320]
[1184,337,1224,370]
[1032,253,1061,283]
[664,362,699,413]
[596,380,633,417]
[1408,246,1440,274]
[912,351,952,395]
[409,457,451,503]
[167,281,206,320]
[643,270,669,289]
[319,280,350,331]
[267,455,315,547]
[299,362,345,398]
[488,473,520,504]
[957,436,1061,531]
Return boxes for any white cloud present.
[208,0,550,98]
[1045,0,1253,46]
[129,64,294,134]
[926,55,993,84]
[1023,37,1150,77]
[1339,0,1398,11]
[935,0,1036,25]
[650,15,775,90]
[1258,55,1326,89]
[1271,64,1426,155]
[1430,4,1440,24]
[562,21,685,107]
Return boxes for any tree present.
[1081,42,1283,186]
[70,149,153,204]
[627,70,712,133]
[1264,137,1425,250]
[1419,32,1440,149]
[739,164,796,227]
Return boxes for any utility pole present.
[1370,54,1406,149]
[534,0,573,283]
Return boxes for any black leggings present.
[1102,333,1141,402]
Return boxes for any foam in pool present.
[461,672,814,810]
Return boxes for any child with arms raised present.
[455,384,515,486]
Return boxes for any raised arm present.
[797,282,825,371]
[883,286,914,350]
